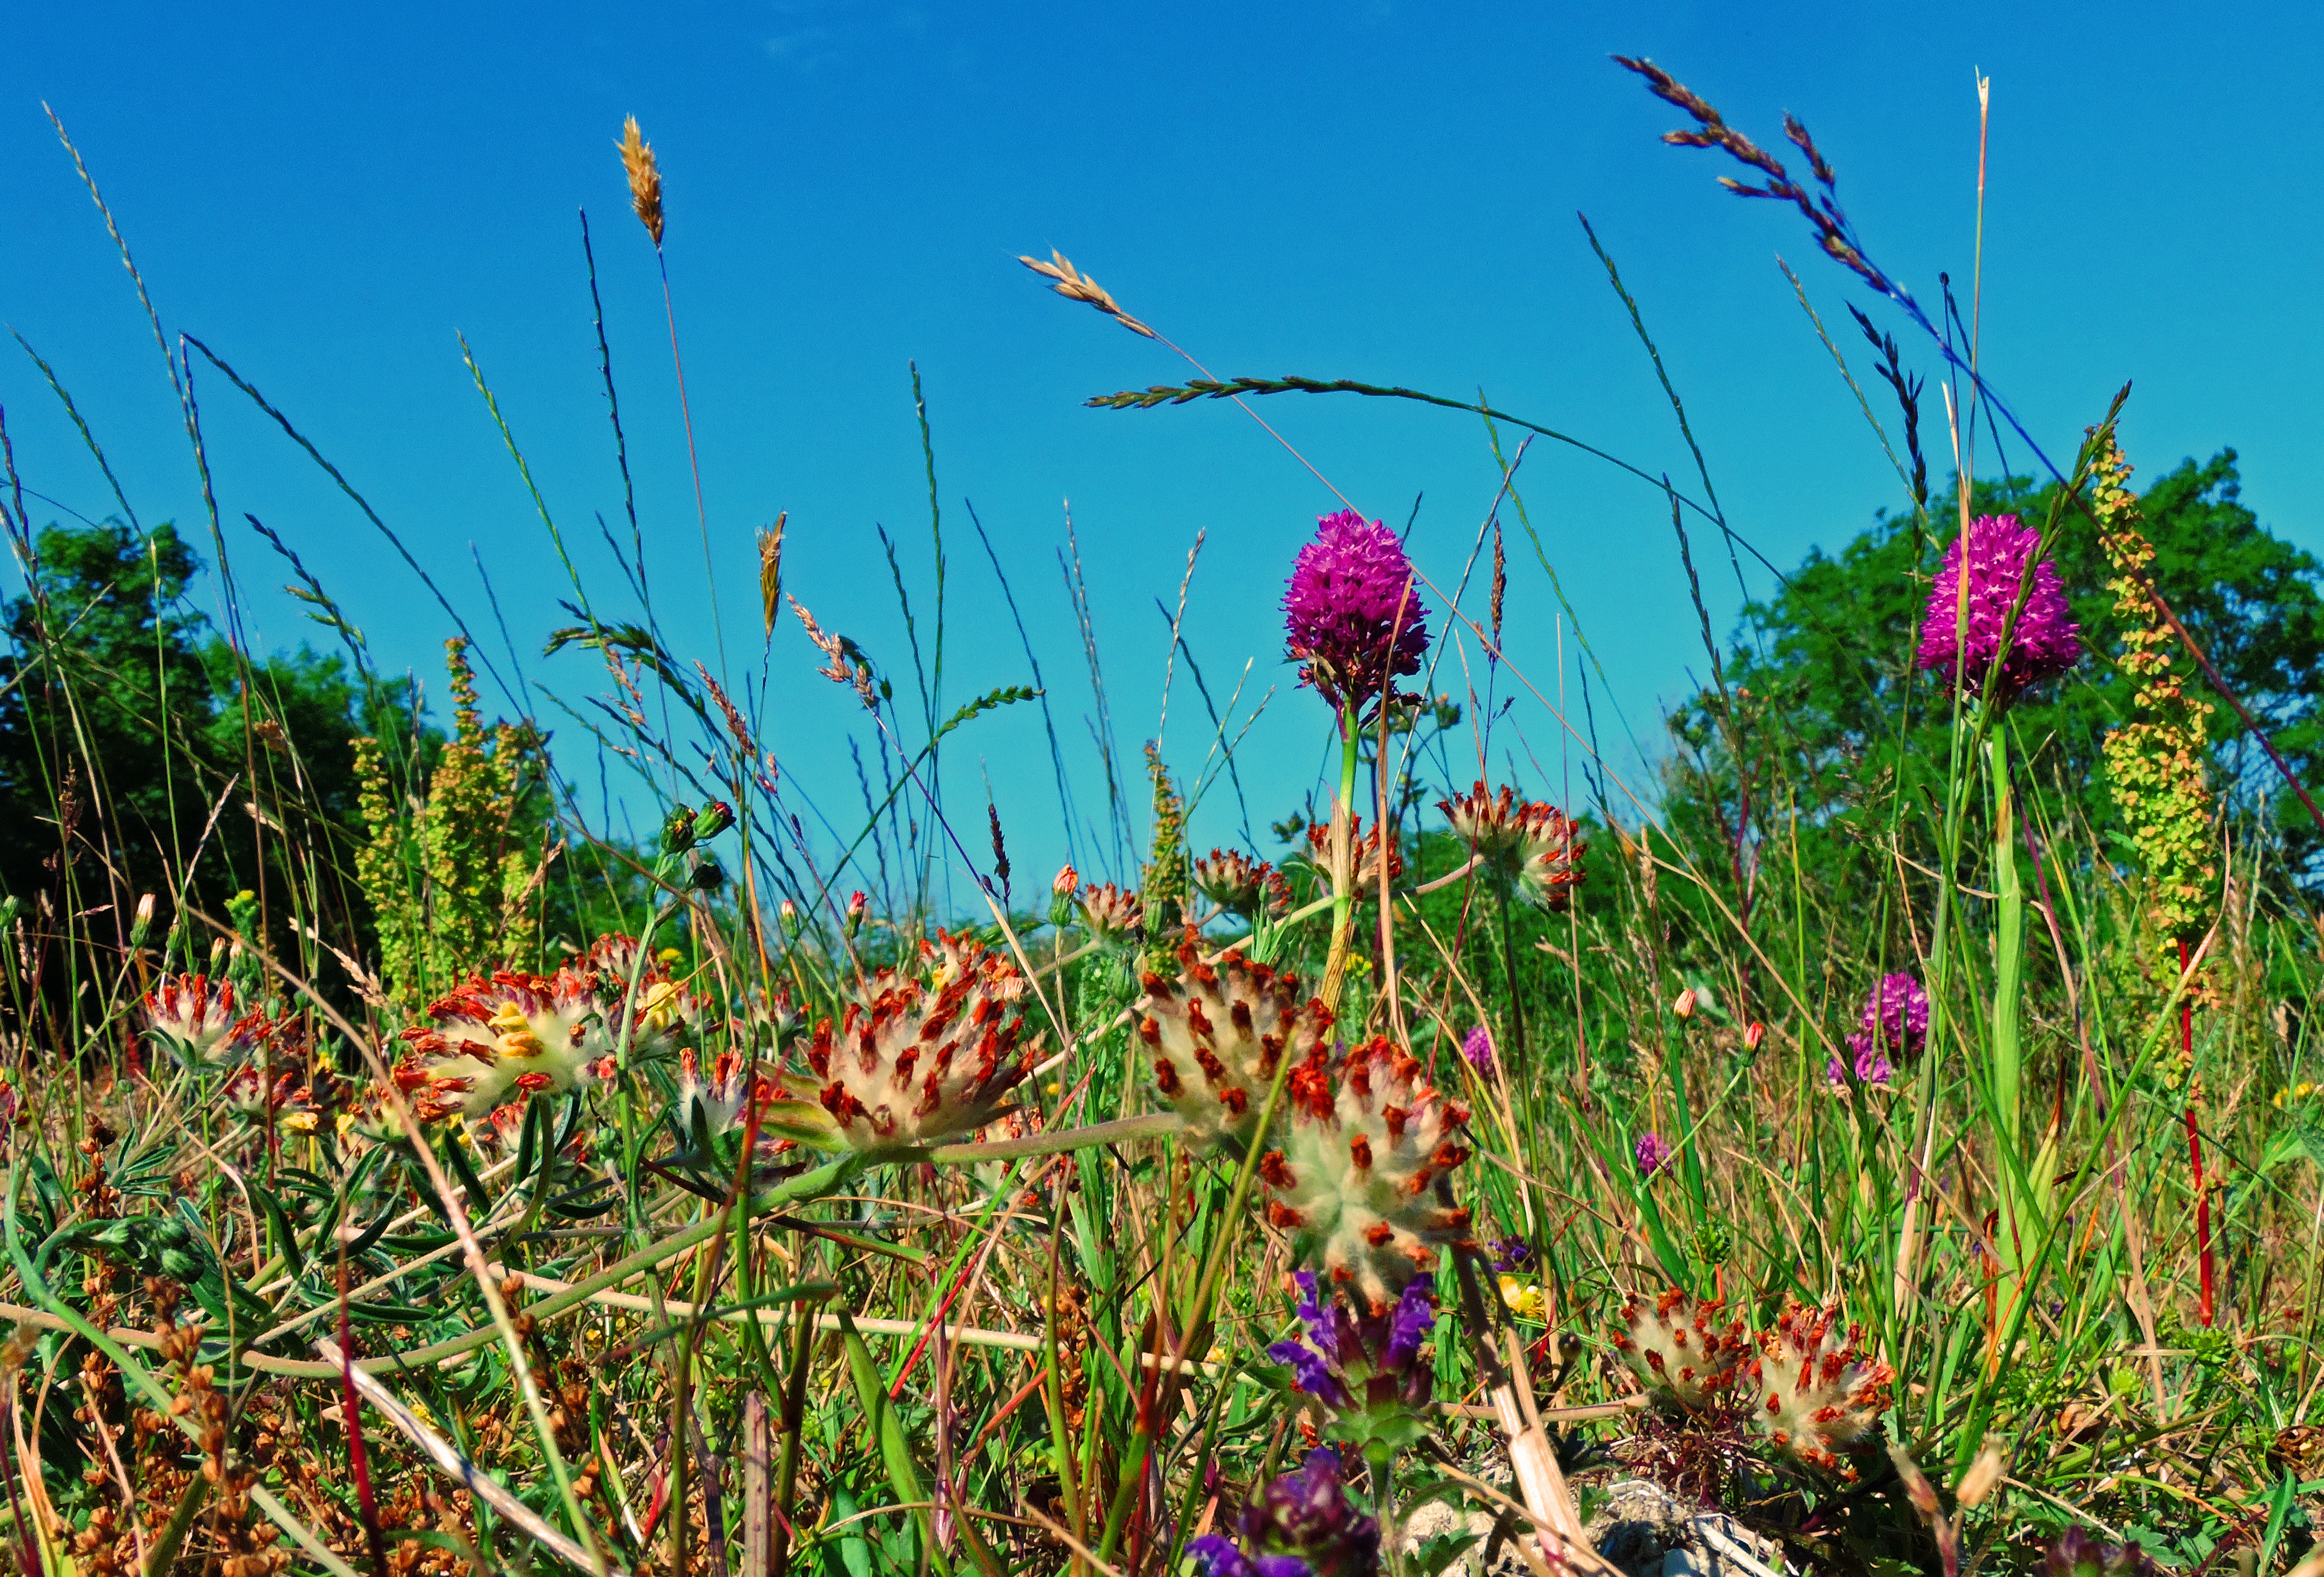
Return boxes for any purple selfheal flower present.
[1190,1449,1382,1577]
[1284,509,1432,714]
[1270,1273,1436,1456]
[1860,972,1929,1055]
[1635,1132,1674,1178]
[1915,514,2079,698]
[1825,1032,1896,1094]
[1461,1025,1495,1074]
[1490,1236,1533,1272]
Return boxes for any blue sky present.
[4,1,2318,903]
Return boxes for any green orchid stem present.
[1320,701,1363,1015]
[1988,730,2032,1319]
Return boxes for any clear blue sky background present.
[4,1,2318,906]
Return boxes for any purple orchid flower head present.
[1461,1025,1495,1075]
[1825,1032,1896,1095]
[1915,514,2079,699]
[1634,1131,1674,1178]
[1860,972,1929,1056]
[1284,509,1431,717]
[1189,1448,1382,1577]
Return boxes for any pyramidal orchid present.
[1860,971,1929,1055]
[1283,509,1430,718]
[1915,514,2079,699]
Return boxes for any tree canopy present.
[0,518,393,951]
[1657,449,2324,949]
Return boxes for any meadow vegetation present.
[0,68,2319,1577]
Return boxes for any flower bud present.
[129,893,156,952]
[845,891,867,938]
[689,856,726,892]
[661,804,699,854]
[778,899,802,939]
[1048,864,1080,929]
[1744,1020,1767,1051]
[1673,988,1698,1019]
[696,800,736,839]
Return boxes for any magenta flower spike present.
[1860,972,1929,1055]
[1460,1026,1495,1074]
[1825,1034,1897,1095]
[1915,514,2079,698]
[1635,1131,1674,1178]
[1284,509,1431,717]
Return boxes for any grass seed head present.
[1015,249,1156,338]
[618,115,664,247]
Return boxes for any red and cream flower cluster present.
[800,932,1037,1152]
[389,937,706,1123]
[1615,1287,1895,1480]
[1137,938,1474,1309]
[1438,781,1586,911]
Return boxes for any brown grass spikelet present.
[758,512,786,642]
[788,595,878,710]
[1016,249,1156,337]
[618,115,664,246]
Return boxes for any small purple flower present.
[1860,972,1929,1055]
[1383,1278,1434,1369]
[1191,1449,1382,1577]
[1265,1339,1349,1410]
[1490,1236,1533,1272]
[1271,1273,1435,1453]
[1915,514,2079,698]
[1284,509,1432,715]
[1461,1025,1495,1074]
[1635,1132,1674,1178]
[1825,1032,1896,1094]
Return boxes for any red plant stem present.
[2180,939,2214,1328]
[339,1263,392,1577]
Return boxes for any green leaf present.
[837,1307,945,1576]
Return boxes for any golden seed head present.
[618,115,664,247]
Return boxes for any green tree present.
[1660,449,2324,965]
[0,518,394,962]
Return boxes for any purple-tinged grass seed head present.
[1916,514,2079,698]
[1285,509,1431,715]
